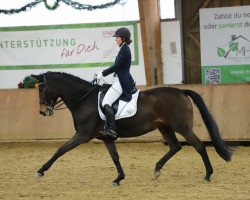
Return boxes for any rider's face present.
[115,37,123,46]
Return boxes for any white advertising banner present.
[0,22,138,69]
[200,6,250,84]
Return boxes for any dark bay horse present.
[32,72,232,186]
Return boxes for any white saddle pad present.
[98,90,140,120]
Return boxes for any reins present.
[53,86,97,110]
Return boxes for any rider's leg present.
[102,76,123,107]
[100,76,123,140]
[100,104,118,139]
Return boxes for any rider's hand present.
[96,71,103,80]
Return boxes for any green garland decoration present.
[0,0,126,14]
[0,0,42,15]
[44,0,60,10]
[62,0,125,11]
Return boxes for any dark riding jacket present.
[102,44,134,102]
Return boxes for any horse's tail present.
[183,89,232,162]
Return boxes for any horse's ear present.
[31,74,41,82]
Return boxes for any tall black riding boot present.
[99,104,118,140]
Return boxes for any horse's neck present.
[54,78,96,104]
[53,76,88,91]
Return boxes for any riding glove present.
[96,71,103,80]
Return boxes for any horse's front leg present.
[103,139,125,186]
[36,133,91,177]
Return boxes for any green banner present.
[200,6,250,84]
[202,65,250,84]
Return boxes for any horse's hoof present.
[35,172,44,177]
[112,181,120,187]
[204,176,211,182]
[154,171,161,179]
[204,177,211,182]
[204,173,211,182]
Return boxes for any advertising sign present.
[0,22,138,70]
[200,6,250,84]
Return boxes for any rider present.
[96,27,135,140]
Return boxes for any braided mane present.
[45,71,94,86]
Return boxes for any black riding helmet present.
[113,27,131,39]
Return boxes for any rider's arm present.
[102,45,130,76]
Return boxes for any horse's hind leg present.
[154,126,182,178]
[36,134,91,177]
[181,130,213,181]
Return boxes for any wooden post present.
[138,0,163,85]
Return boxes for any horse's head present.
[32,74,59,116]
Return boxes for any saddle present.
[98,84,140,120]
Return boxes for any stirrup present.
[99,129,118,140]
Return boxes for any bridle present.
[38,74,99,112]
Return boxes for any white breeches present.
[102,76,123,107]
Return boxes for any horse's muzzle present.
[39,111,46,116]
[39,103,54,116]
[39,108,54,116]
